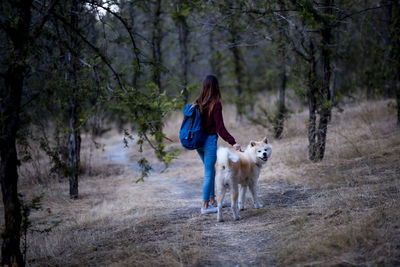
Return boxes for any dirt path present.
[104,140,312,266]
[22,102,400,266]
[106,140,202,201]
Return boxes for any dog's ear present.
[250,141,256,147]
[263,137,268,144]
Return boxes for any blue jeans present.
[197,134,218,202]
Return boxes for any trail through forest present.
[103,137,312,266]
[19,101,400,266]
[106,140,201,201]
[2,0,400,265]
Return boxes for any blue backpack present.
[179,104,207,150]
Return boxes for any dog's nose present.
[263,152,267,157]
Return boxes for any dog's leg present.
[238,184,247,211]
[231,183,240,220]
[249,182,263,209]
[215,172,224,222]
[220,183,227,206]
[216,186,226,222]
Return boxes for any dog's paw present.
[239,205,246,211]
[255,203,263,209]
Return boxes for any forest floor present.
[6,100,400,266]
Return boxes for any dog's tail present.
[217,147,239,169]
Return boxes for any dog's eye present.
[258,150,261,153]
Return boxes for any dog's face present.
[249,137,272,163]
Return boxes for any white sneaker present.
[201,205,218,214]
[209,202,217,208]
[210,201,228,208]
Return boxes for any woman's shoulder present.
[211,100,223,116]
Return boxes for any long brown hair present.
[194,75,221,116]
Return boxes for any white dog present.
[215,137,272,222]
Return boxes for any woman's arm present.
[213,101,236,146]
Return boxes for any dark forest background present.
[1,0,400,265]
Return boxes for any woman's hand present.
[233,143,241,151]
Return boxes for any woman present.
[194,75,241,214]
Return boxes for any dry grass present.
[268,100,400,266]
[17,141,54,185]
[3,99,399,266]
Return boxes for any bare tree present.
[272,1,291,138]
[288,26,319,160]
[307,39,318,161]
[316,0,334,160]
[66,0,82,199]
[226,0,246,119]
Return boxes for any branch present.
[143,132,157,150]
[229,6,296,16]
[336,4,389,24]
[21,90,41,109]
[50,11,125,91]
[32,0,60,40]
[85,0,141,71]
[273,11,296,27]
[288,29,311,62]
[292,45,311,62]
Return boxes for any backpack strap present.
[188,104,196,132]
[187,104,199,138]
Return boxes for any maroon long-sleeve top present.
[202,101,236,145]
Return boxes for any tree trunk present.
[152,0,162,92]
[67,0,81,199]
[329,20,339,109]
[128,2,141,89]
[231,45,243,98]
[176,1,189,104]
[316,108,330,160]
[397,81,400,126]
[383,1,394,99]
[330,61,336,106]
[151,0,164,144]
[68,99,80,199]
[316,0,333,161]
[1,66,25,267]
[209,31,222,78]
[229,30,244,119]
[0,0,33,265]
[226,0,244,119]
[307,39,318,161]
[272,0,289,138]
[391,0,400,125]
[274,46,287,139]
[279,61,286,111]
